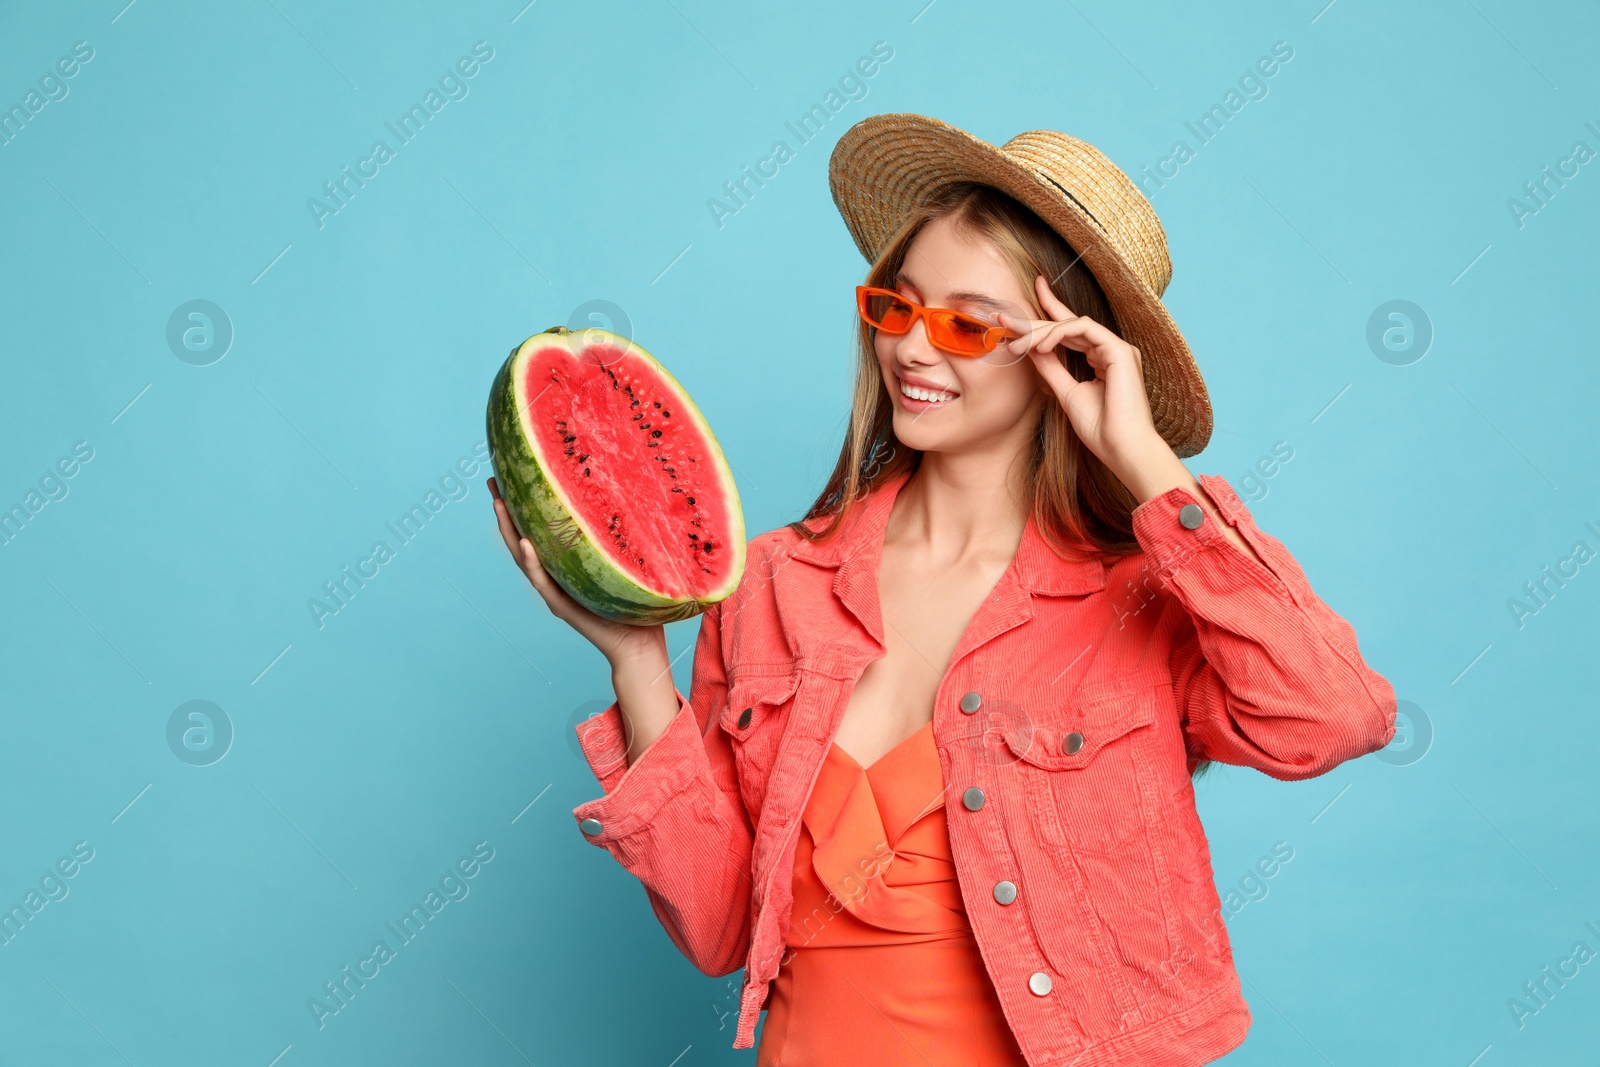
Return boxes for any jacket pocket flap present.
[719,671,800,736]
[1004,669,1165,770]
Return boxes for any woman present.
[489,114,1397,1066]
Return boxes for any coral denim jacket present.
[571,467,1397,1065]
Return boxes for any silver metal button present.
[1029,971,1053,996]
[579,818,603,836]
[959,691,983,714]
[1179,503,1204,529]
[1063,731,1084,755]
[993,880,1017,905]
[737,707,753,729]
[962,786,986,811]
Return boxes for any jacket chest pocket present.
[1003,672,1164,854]
[717,672,800,819]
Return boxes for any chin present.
[888,412,950,449]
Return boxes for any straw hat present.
[828,113,1212,458]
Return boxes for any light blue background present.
[2,0,1597,1063]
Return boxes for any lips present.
[895,371,959,397]
[895,373,958,412]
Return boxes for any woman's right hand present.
[487,476,667,669]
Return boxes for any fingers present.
[488,480,547,581]
[1004,316,1081,360]
[1063,312,1124,354]
[1033,320,1085,357]
[998,305,1072,349]
[1025,344,1080,399]
[1023,277,1129,353]
[487,478,621,646]
[1003,308,1129,362]
[519,543,581,629]
[518,539,608,639]
[998,312,1065,354]
[490,493,524,558]
[518,537,545,585]
[1002,275,1079,347]
[1035,273,1075,319]
[515,535,565,607]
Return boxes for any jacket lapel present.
[785,467,1109,664]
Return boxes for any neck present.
[888,452,1032,565]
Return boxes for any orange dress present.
[757,720,1028,1066]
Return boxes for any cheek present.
[1013,360,1050,399]
[875,333,896,365]
[954,362,1033,402]
[967,369,1043,423]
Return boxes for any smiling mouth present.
[897,378,959,404]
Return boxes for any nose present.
[891,311,938,362]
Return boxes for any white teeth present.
[901,382,956,402]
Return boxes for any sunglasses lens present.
[929,311,995,355]
[863,290,915,332]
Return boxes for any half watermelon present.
[486,325,745,625]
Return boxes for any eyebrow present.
[893,272,1008,314]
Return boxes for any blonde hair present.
[792,180,1216,781]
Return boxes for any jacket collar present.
[785,467,1107,598]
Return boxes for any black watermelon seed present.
[686,496,695,505]
[563,434,575,443]
[703,543,714,552]
[651,430,662,438]
[653,401,661,407]
[584,468,591,475]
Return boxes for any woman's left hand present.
[998,274,1174,493]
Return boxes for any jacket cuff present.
[570,690,705,845]
[1130,473,1289,594]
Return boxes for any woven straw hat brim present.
[828,113,1212,458]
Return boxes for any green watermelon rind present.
[486,326,745,626]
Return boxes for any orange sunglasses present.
[856,285,1023,357]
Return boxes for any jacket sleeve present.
[1129,473,1397,781]
[570,598,754,975]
